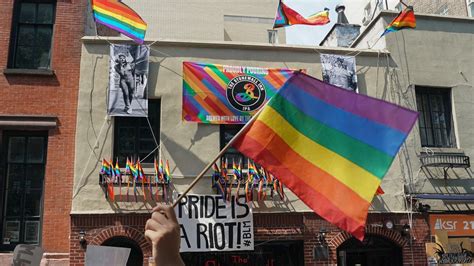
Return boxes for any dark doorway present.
[102,236,143,266]
[181,241,304,266]
[337,235,403,266]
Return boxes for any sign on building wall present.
[176,194,254,252]
[429,214,474,237]
[108,44,149,117]
[182,62,295,124]
[320,54,358,92]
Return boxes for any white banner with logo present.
[176,194,254,252]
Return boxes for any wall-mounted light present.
[318,227,327,244]
[384,219,394,230]
[79,230,87,249]
[401,223,410,237]
[314,227,329,260]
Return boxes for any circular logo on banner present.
[226,76,266,112]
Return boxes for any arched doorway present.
[337,235,403,266]
[102,236,144,266]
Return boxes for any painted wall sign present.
[176,194,254,252]
[429,214,474,237]
[182,62,295,124]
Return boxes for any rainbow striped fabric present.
[92,0,147,43]
[183,62,295,124]
[381,6,416,36]
[100,159,112,175]
[273,0,330,28]
[234,72,418,240]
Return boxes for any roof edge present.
[351,10,474,47]
[81,36,389,56]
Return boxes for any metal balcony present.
[420,153,470,168]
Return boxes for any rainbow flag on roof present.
[233,72,418,240]
[273,0,330,28]
[381,6,416,36]
[92,0,147,43]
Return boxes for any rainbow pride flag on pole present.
[92,0,147,43]
[233,72,418,240]
[273,0,330,28]
[381,6,416,36]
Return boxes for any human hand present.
[145,204,184,266]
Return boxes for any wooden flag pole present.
[171,106,266,208]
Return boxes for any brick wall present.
[304,213,431,266]
[71,212,430,266]
[0,0,85,254]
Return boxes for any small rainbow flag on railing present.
[381,6,416,36]
[92,0,147,43]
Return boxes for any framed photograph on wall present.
[108,44,150,117]
[320,54,358,92]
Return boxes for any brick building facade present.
[70,212,430,265]
[0,0,85,264]
[70,36,441,265]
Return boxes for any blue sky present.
[284,0,343,45]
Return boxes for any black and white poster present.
[108,44,149,117]
[320,54,358,92]
[176,194,254,252]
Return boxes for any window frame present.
[8,0,56,70]
[113,100,161,166]
[0,131,48,251]
[468,1,474,17]
[220,124,248,168]
[415,87,456,148]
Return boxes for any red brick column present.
[0,0,85,255]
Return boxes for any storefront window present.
[2,133,47,249]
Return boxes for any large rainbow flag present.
[92,0,147,44]
[183,62,296,124]
[381,6,416,36]
[273,0,330,28]
[233,72,418,240]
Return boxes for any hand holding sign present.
[145,204,184,266]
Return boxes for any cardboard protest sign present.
[176,194,254,252]
[85,245,130,266]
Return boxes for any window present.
[267,29,278,44]
[114,100,160,165]
[415,87,455,148]
[220,125,247,168]
[8,0,56,69]
[363,3,372,20]
[395,3,403,12]
[436,3,449,15]
[1,132,47,249]
[469,1,474,17]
